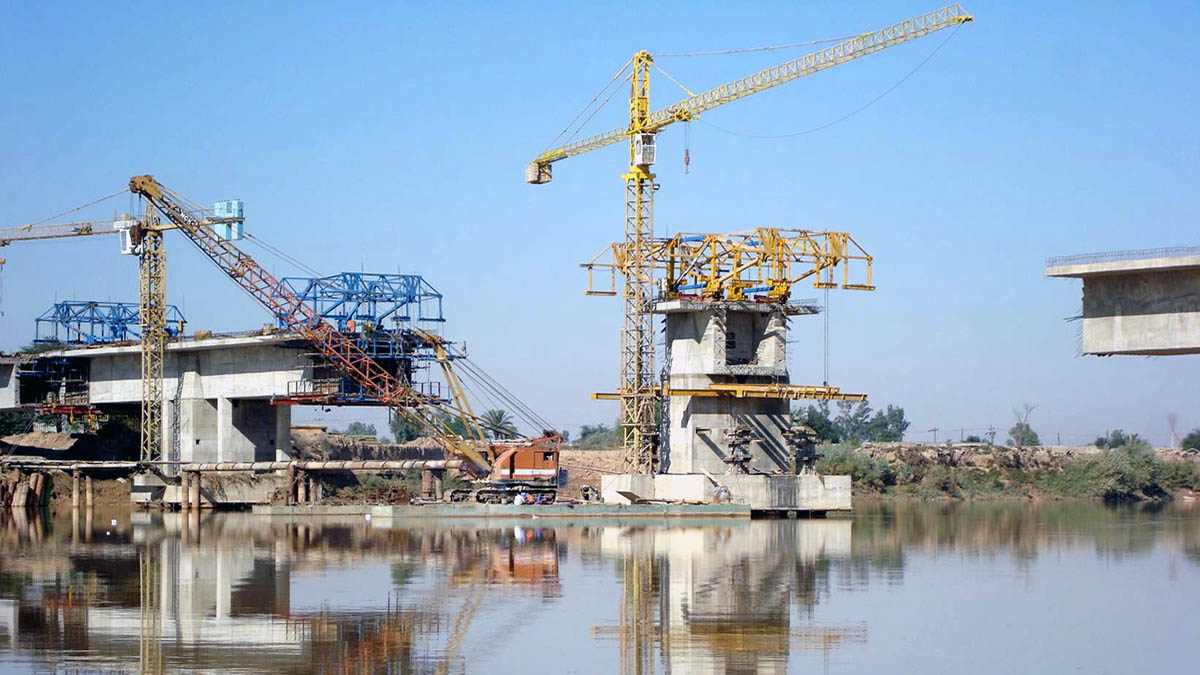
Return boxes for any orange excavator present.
[128,175,562,502]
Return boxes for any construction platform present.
[252,503,751,518]
[600,473,851,514]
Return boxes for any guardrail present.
[1046,246,1200,268]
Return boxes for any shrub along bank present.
[817,442,1200,502]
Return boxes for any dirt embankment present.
[856,442,1199,472]
[558,449,623,498]
[291,427,445,461]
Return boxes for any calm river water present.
[0,501,1196,674]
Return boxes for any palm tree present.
[481,409,518,440]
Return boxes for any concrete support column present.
[85,475,94,509]
[216,397,234,463]
[432,470,445,501]
[297,471,308,503]
[421,470,433,499]
[180,473,191,511]
[275,405,293,462]
[285,465,296,506]
[28,473,43,508]
[72,471,81,509]
[12,476,29,509]
[190,472,202,510]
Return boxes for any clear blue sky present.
[1,1,1196,444]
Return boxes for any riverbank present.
[13,444,1199,509]
[819,442,1200,502]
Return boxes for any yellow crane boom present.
[527,3,972,180]
[526,4,972,474]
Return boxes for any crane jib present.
[529,3,971,172]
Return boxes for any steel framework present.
[2,205,238,464]
[271,272,449,406]
[274,272,444,332]
[529,4,971,473]
[584,228,874,302]
[34,300,186,345]
[129,175,497,474]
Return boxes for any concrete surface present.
[1,333,302,462]
[659,300,798,475]
[601,472,851,512]
[1046,252,1200,355]
[252,502,751,518]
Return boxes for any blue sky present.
[1,1,1196,444]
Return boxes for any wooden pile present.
[1,471,53,509]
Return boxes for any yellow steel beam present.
[593,383,866,401]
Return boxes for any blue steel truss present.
[272,272,450,405]
[35,301,187,345]
[274,272,444,332]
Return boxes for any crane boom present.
[529,3,971,173]
[127,175,495,474]
[0,219,129,245]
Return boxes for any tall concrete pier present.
[659,299,798,475]
[602,299,852,513]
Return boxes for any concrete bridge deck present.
[1,331,312,464]
[1046,247,1200,355]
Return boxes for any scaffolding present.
[269,272,452,407]
[34,300,186,345]
[585,228,874,303]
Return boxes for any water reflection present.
[0,501,1196,674]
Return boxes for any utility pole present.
[986,425,997,446]
[929,427,939,442]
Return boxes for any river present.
[0,501,1196,673]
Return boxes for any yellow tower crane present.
[0,201,244,465]
[527,4,972,473]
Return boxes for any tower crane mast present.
[528,4,972,473]
[1,208,242,464]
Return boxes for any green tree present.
[437,412,470,439]
[864,405,910,442]
[340,421,377,438]
[481,409,518,439]
[965,435,983,443]
[389,412,424,443]
[20,340,66,354]
[834,401,872,444]
[791,402,839,443]
[1007,404,1040,447]
[0,411,32,436]
[1095,429,1149,450]
[1184,429,1200,451]
[577,423,619,449]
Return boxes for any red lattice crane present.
[129,175,560,501]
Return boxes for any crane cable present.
[243,233,323,277]
[541,58,634,153]
[654,34,858,59]
[13,189,130,231]
[455,362,550,435]
[451,354,555,434]
[697,23,964,139]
